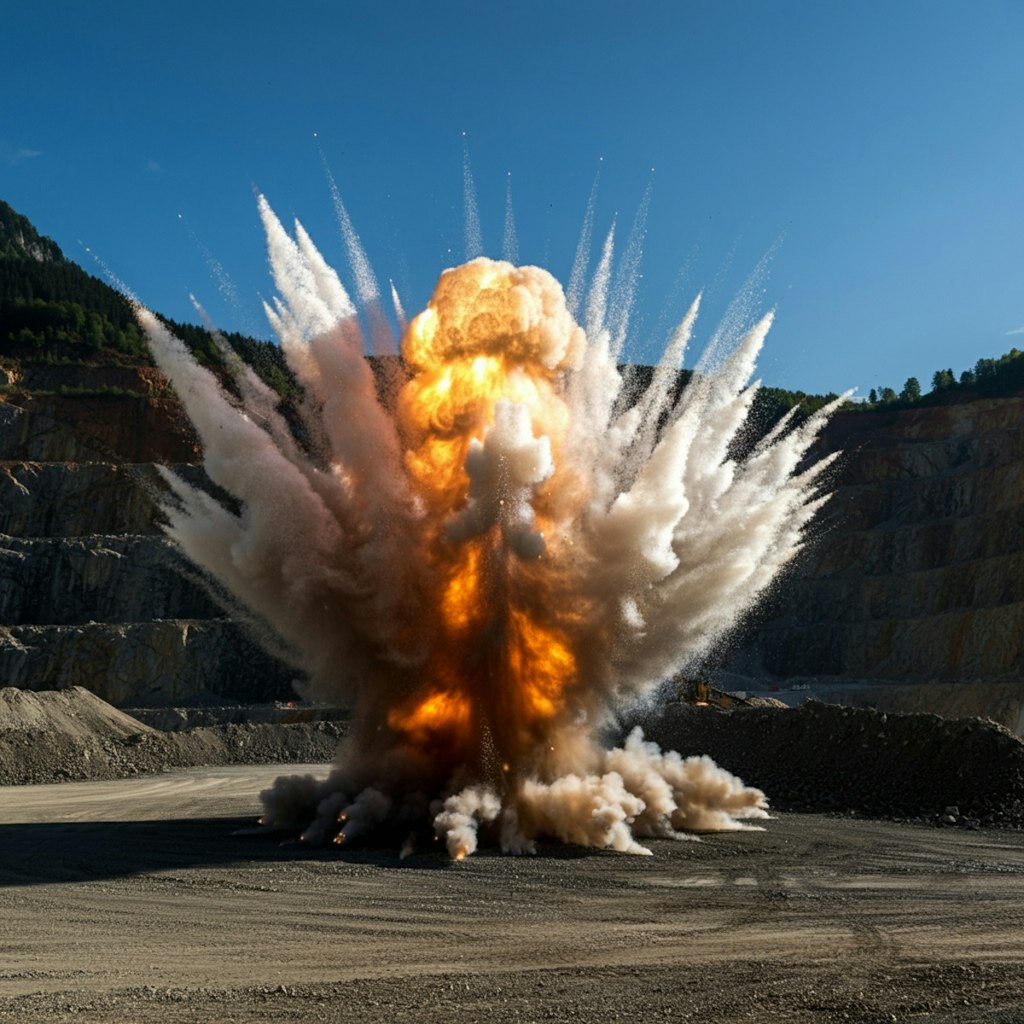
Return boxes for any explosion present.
[138,194,843,858]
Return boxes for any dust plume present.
[138,192,843,857]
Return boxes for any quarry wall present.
[0,372,295,707]
[727,393,1024,726]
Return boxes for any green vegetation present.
[0,199,298,402]
[0,201,149,359]
[162,319,300,402]
[752,385,841,423]
[865,348,1024,410]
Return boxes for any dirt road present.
[1,765,1022,1022]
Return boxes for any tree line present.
[0,199,297,401]
[865,346,1024,409]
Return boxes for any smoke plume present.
[138,194,843,857]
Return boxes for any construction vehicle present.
[678,677,755,709]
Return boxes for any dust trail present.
[608,178,652,359]
[177,213,260,337]
[81,244,141,307]
[502,172,519,264]
[462,134,483,260]
[318,142,396,362]
[567,159,602,318]
[139,185,844,857]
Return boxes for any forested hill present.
[0,199,842,423]
[0,198,150,360]
[0,200,64,263]
[0,199,296,396]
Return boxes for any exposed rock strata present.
[2,372,1021,716]
[0,535,217,624]
[0,621,292,706]
[0,387,295,707]
[728,395,1024,709]
[0,389,199,463]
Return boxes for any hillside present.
[0,198,295,398]
[0,199,152,363]
[0,201,296,706]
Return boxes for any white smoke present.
[139,190,844,858]
[444,400,553,560]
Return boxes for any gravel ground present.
[1,765,1022,1023]
[3,691,1024,1022]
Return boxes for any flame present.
[387,689,472,740]
[382,260,586,766]
[439,538,485,632]
[507,608,575,720]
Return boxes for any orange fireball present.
[386,258,588,775]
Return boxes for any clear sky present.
[3,0,1022,395]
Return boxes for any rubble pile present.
[3,687,1023,831]
[0,687,343,785]
[630,699,1024,827]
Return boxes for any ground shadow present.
[0,814,623,886]
[0,816,460,887]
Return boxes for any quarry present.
[1,200,1023,1021]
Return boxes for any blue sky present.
[3,0,1022,395]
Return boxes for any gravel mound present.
[629,699,1024,827]
[0,687,345,786]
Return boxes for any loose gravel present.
[628,699,1024,827]
[0,687,344,785]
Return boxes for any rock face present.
[727,394,1024,721]
[0,381,296,707]
[0,387,198,463]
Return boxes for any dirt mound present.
[628,699,1024,827]
[0,686,155,741]
[0,687,345,786]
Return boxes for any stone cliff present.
[726,391,1024,729]
[0,366,295,707]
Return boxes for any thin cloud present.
[1005,325,1024,337]
[146,159,164,173]
[0,142,42,166]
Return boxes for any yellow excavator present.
[679,677,754,709]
